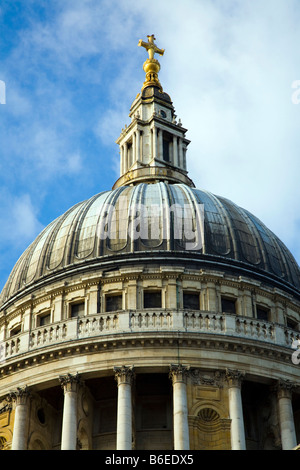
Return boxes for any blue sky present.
[0,0,300,292]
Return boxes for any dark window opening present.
[37,408,46,424]
[127,142,133,167]
[144,291,162,309]
[287,317,298,330]
[221,297,236,314]
[163,139,170,162]
[183,292,200,310]
[256,306,270,322]
[39,312,51,326]
[135,373,173,450]
[98,400,117,433]
[71,302,85,318]
[106,294,122,312]
[10,325,21,337]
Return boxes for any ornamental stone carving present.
[7,386,30,406]
[225,369,245,388]
[275,379,299,399]
[169,364,190,384]
[114,366,135,385]
[59,373,82,393]
[190,369,223,387]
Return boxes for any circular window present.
[37,408,46,425]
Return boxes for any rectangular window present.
[256,306,270,322]
[221,297,236,314]
[183,292,200,310]
[10,325,21,337]
[70,302,85,318]
[144,291,162,309]
[287,317,298,330]
[105,294,122,312]
[163,139,170,162]
[39,312,51,326]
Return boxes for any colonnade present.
[7,368,298,451]
[120,128,141,175]
[151,127,184,168]
[120,126,186,174]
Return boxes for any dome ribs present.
[1,184,300,306]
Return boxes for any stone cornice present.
[2,269,299,320]
[2,249,300,312]
[0,328,297,384]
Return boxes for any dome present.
[1,182,300,306]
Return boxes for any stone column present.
[169,364,190,450]
[59,373,82,450]
[132,132,136,164]
[152,127,157,160]
[124,142,128,172]
[120,145,124,175]
[114,365,134,450]
[226,369,246,450]
[136,129,140,162]
[158,128,163,160]
[178,138,183,167]
[173,135,178,166]
[9,386,30,450]
[276,380,297,450]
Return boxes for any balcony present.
[0,310,299,364]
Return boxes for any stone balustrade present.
[0,310,299,364]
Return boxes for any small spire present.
[138,34,165,91]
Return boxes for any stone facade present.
[0,262,300,450]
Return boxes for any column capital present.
[7,386,30,406]
[275,379,299,399]
[169,364,190,385]
[114,365,134,386]
[225,369,245,388]
[59,373,82,393]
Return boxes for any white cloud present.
[0,192,43,247]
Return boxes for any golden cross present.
[138,34,165,60]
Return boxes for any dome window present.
[183,292,200,310]
[38,311,51,326]
[286,317,298,331]
[221,297,236,315]
[10,324,21,337]
[105,294,122,312]
[70,302,85,318]
[162,132,173,162]
[144,291,162,309]
[256,306,270,322]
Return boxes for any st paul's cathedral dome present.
[0,35,300,452]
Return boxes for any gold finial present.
[138,34,165,91]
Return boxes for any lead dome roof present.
[1,182,300,306]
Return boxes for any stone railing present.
[0,310,299,364]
